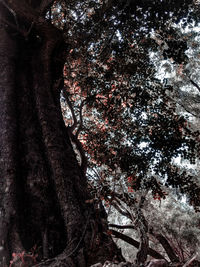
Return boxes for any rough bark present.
[0,1,123,266]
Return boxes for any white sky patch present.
[172,154,198,169]
[116,29,122,41]
[141,111,147,120]
[138,141,149,149]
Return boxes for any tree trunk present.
[0,1,123,266]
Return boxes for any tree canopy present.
[55,0,200,208]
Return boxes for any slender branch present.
[110,229,166,261]
[112,201,132,220]
[166,94,200,118]
[176,101,200,118]
[62,89,78,131]
[76,100,85,138]
[109,224,135,230]
[112,197,133,220]
[189,79,200,93]
[91,167,101,181]
[69,132,87,174]
[62,90,87,173]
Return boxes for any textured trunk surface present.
[0,2,122,266]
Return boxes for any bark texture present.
[135,207,149,265]
[0,1,123,266]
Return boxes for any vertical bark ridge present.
[0,25,19,264]
[15,37,67,256]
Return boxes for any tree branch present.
[149,229,179,263]
[176,101,200,118]
[166,94,200,118]
[76,100,85,138]
[62,89,78,131]
[110,229,167,261]
[189,79,200,93]
[109,224,135,230]
[182,253,198,267]
[112,200,132,220]
[62,90,87,173]
[69,132,87,174]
